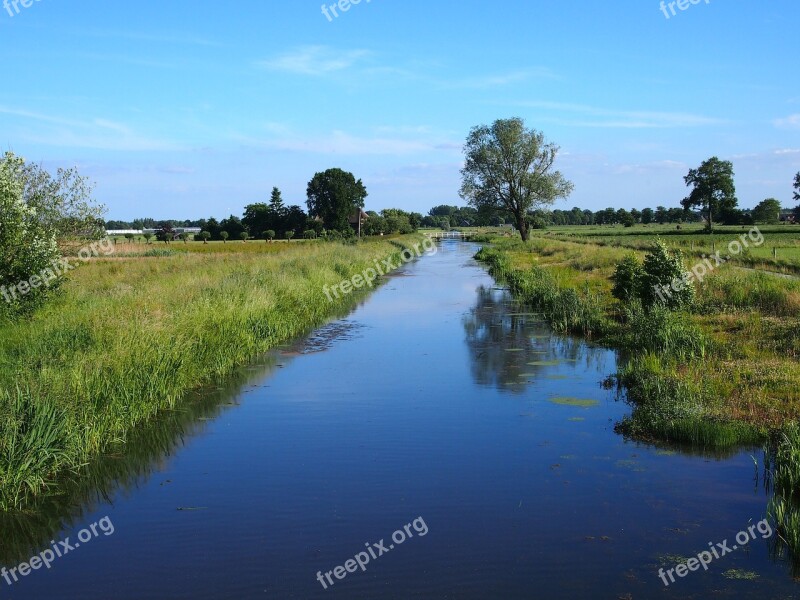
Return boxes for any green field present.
[539,224,800,273]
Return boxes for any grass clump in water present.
[550,397,599,408]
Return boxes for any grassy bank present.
[0,236,426,512]
[475,234,800,448]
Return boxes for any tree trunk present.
[516,213,529,242]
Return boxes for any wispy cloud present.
[0,106,182,151]
[442,68,557,89]
[774,114,800,129]
[231,126,461,156]
[257,46,370,76]
[513,100,725,128]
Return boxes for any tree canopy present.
[459,118,573,241]
[752,198,782,224]
[680,157,737,232]
[306,168,367,232]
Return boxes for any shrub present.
[610,240,694,310]
[639,240,694,309]
[0,153,61,318]
[611,254,643,304]
[303,230,317,240]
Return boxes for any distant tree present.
[630,208,642,224]
[364,215,387,236]
[143,233,154,244]
[239,231,249,242]
[641,208,654,225]
[459,118,573,242]
[124,233,135,243]
[285,230,295,241]
[793,173,800,219]
[205,217,222,240]
[198,231,211,244]
[242,203,269,238]
[595,207,616,225]
[681,157,737,232]
[284,205,309,234]
[667,207,685,224]
[179,232,190,243]
[156,221,175,243]
[794,172,800,202]
[264,229,275,242]
[306,168,367,232]
[303,229,317,239]
[219,215,245,240]
[752,198,782,224]
[220,231,229,243]
[269,186,285,214]
[429,205,458,218]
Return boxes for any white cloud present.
[257,46,370,76]
[774,114,800,129]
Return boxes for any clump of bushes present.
[0,154,62,319]
[610,240,694,310]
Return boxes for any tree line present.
[106,168,424,241]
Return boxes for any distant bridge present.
[424,231,475,240]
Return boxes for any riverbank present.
[474,235,800,446]
[0,236,428,512]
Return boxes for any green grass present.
[540,223,800,274]
[474,231,800,448]
[766,425,800,574]
[0,236,426,512]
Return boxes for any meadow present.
[0,236,424,512]
[540,223,800,273]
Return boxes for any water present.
[2,241,797,599]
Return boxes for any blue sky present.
[1,0,798,220]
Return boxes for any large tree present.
[681,157,737,232]
[459,118,573,242]
[752,198,782,224]
[306,168,367,232]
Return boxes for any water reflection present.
[463,285,604,393]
